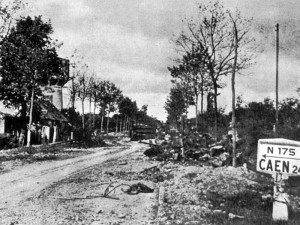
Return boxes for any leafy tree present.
[0,16,61,146]
[141,104,148,114]
[169,47,213,130]
[186,46,213,115]
[276,98,300,140]
[165,85,186,128]
[168,65,194,117]
[138,104,148,123]
[183,48,213,129]
[232,98,275,154]
[279,98,300,127]
[101,81,122,134]
[118,96,138,131]
[0,16,61,113]
[247,98,275,129]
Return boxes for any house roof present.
[39,100,68,122]
[0,100,68,122]
[0,102,19,118]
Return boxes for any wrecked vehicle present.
[130,124,156,141]
[142,129,244,167]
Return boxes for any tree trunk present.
[231,75,237,167]
[81,100,85,130]
[183,88,189,118]
[26,87,35,147]
[213,83,218,134]
[120,118,123,133]
[93,101,96,129]
[89,97,92,131]
[231,17,238,168]
[100,110,104,133]
[123,116,126,131]
[106,111,110,135]
[115,116,118,134]
[127,117,129,131]
[201,88,204,115]
[195,94,198,131]
[21,101,27,119]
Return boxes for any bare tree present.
[0,0,26,40]
[228,9,255,167]
[68,49,85,111]
[89,76,101,130]
[173,1,255,132]
[73,64,90,130]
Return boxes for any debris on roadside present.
[141,130,241,167]
[143,147,163,158]
[228,213,245,220]
[118,160,128,165]
[103,182,154,197]
[130,124,156,141]
[48,193,120,201]
[121,183,154,195]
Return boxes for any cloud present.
[128,92,169,120]
[23,0,300,121]
[32,0,92,21]
[84,0,197,39]
[91,60,172,95]
[219,52,300,112]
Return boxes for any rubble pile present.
[130,124,156,141]
[142,130,241,167]
[156,163,273,225]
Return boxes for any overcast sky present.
[23,0,300,121]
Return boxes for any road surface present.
[0,141,147,209]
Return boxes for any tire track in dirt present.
[0,142,147,209]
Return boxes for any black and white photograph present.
[0,0,300,224]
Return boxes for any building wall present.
[44,86,63,111]
[52,86,63,111]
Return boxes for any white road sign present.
[257,138,300,175]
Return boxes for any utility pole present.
[275,24,279,136]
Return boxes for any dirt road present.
[0,141,147,210]
[0,138,286,225]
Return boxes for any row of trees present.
[67,51,158,136]
[165,0,256,166]
[0,1,158,146]
[166,1,255,134]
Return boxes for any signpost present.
[257,138,300,221]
